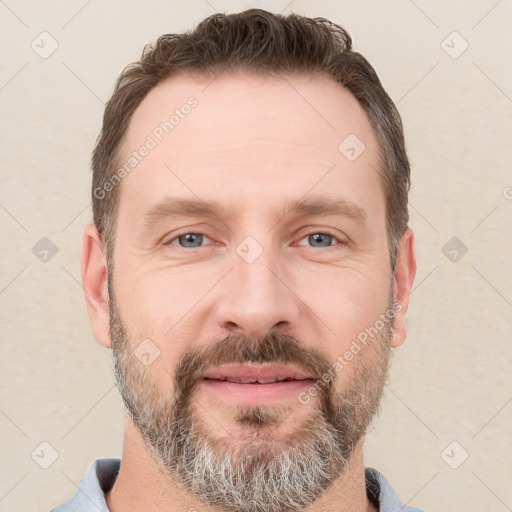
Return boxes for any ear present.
[390,228,416,348]
[81,224,111,348]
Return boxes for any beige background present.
[1,0,511,511]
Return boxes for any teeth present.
[222,377,290,384]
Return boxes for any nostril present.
[225,321,242,331]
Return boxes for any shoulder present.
[365,467,427,512]
[49,458,121,512]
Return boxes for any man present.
[52,8,421,512]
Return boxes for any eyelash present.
[165,231,345,249]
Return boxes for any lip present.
[201,363,313,382]
[201,378,314,402]
[199,364,315,403]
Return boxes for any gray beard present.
[109,289,392,512]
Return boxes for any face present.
[104,72,402,511]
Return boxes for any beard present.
[109,282,393,512]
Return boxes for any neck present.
[106,414,377,512]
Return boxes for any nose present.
[215,244,301,338]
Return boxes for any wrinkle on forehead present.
[122,70,377,162]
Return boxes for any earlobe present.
[390,228,417,348]
[81,224,111,348]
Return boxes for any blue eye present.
[166,232,341,250]
[297,233,339,248]
[169,233,212,248]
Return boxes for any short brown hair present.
[92,9,410,270]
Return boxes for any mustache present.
[173,332,334,397]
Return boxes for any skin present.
[81,71,416,512]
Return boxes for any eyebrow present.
[142,196,368,230]
[143,197,230,229]
[281,197,368,226]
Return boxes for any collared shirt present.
[50,458,425,512]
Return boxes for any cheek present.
[115,260,208,327]
[297,264,391,341]
[114,267,220,376]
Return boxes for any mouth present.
[205,376,300,384]
[200,364,315,402]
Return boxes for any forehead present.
[124,70,375,156]
[116,71,384,227]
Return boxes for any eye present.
[166,232,213,248]
[296,232,341,248]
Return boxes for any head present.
[81,9,416,512]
